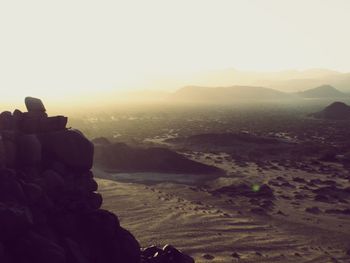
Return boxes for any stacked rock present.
[0,97,195,263]
[141,245,194,263]
[0,97,140,263]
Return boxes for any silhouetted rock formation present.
[312,101,350,120]
[0,98,194,263]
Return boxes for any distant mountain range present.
[171,85,291,102]
[170,84,349,103]
[296,85,346,99]
[177,68,350,93]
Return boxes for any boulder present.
[25,97,46,113]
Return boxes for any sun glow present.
[0,0,350,104]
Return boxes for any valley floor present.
[97,169,350,262]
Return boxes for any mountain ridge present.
[297,85,346,98]
[170,84,348,103]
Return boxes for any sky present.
[0,0,350,103]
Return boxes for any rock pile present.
[0,97,194,263]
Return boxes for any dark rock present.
[52,214,79,237]
[39,116,68,133]
[141,244,194,263]
[52,162,66,175]
[0,169,26,203]
[17,135,42,165]
[114,227,141,263]
[281,182,295,188]
[162,244,194,263]
[324,209,350,215]
[79,209,120,241]
[141,245,163,259]
[22,183,43,205]
[40,130,94,171]
[11,231,66,263]
[0,204,33,241]
[251,207,267,214]
[314,194,330,203]
[276,210,286,216]
[41,170,65,199]
[293,177,306,183]
[25,97,46,113]
[305,207,321,214]
[87,192,103,210]
[63,238,89,263]
[13,109,23,117]
[260,200,274,210]
[3,140,17,167]
[0,98,192,263]
[202,254,214,260]
[75,177,98,194]
[0,111,14,130]
[313,186,350,200]
[20,113,41,133]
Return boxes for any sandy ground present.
[97,164,350,262]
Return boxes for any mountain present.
[170,68,350,93]
[297,85,346,98]
[312,101,350,120]
[93,142,222,174]
[171,85,293,103]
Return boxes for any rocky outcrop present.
[0,97,194,263]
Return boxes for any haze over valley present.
[1,0,350,262]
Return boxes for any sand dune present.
[98,174,350,262]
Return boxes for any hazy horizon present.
[1,0,350,105]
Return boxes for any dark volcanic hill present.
[93,142,222,174]
[298,85,346,98]
[171,85,292,103]
[313,101,350,120]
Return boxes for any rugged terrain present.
[88,102,350,262]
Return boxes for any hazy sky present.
[1,0,350,102]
